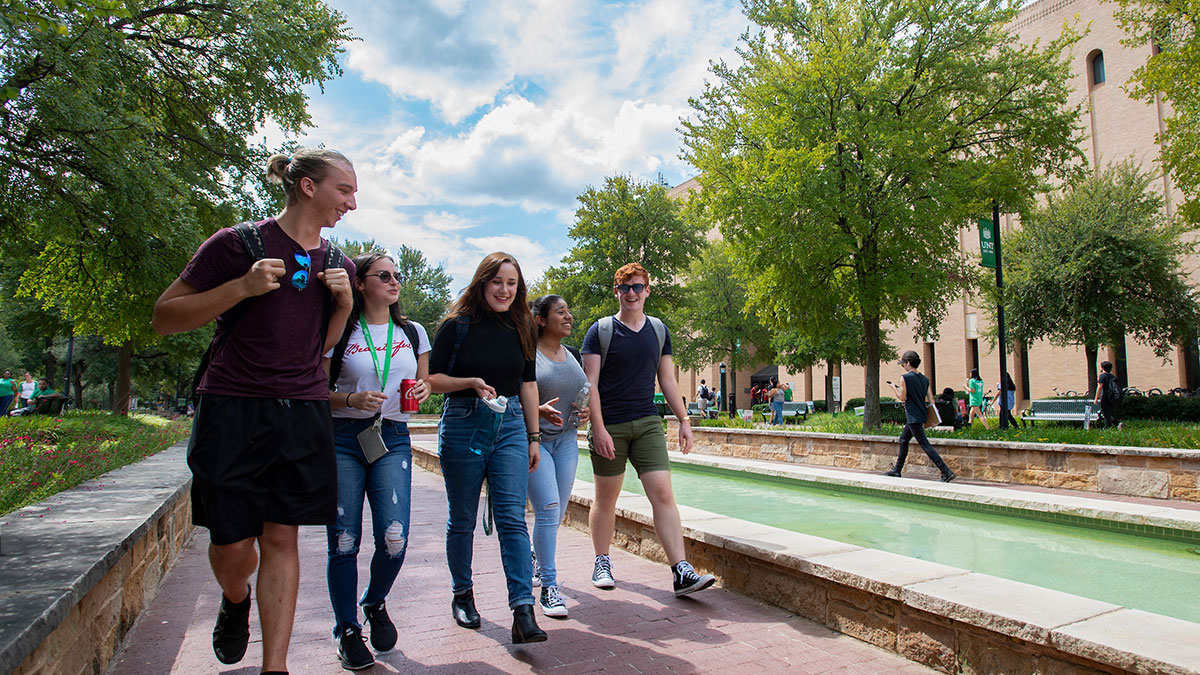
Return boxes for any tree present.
[330,237,389,259]
[1115,0,1200,224]
[682,0,1084,429]
[773,320,897,413]
[672,241,774,404]
[0,0,351,412]
[543,175,706,338]
[999,161,1200,394]
[395,245,453,329]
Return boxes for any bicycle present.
[1051,387,1080,397]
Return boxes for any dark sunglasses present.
[616,283,646,294]
[292,252,310,290]
[365,271,401,284]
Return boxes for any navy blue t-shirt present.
[902,371,930,424]
[581,316,673,425]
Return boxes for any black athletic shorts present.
[187,394,336,545]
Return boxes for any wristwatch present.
[527,432,542,443]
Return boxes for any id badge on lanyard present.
[358,318,394,463]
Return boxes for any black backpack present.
[191,221,345,396]
[700,384,710,400]
[1105,376,1124,403]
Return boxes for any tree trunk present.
[730,371,738,415]
[43,337,55,382]
[825,359,835,413]
[1085,344,1098,397]
[114,342,132,414]
[862,313,882,431]
[73,364,85,409]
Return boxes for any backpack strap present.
[401,319,420,360]
[324,240,344,272]
[565,345,583,367]
[597,314,666,370]
[192,221,263,397]
[445,316,470,376]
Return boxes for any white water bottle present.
[568,382,591,428]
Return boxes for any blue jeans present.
[438,396,534,609]
[527,431,579,587]
[326,417,413,634]
[0,395,12,415]
[771,400,783,425]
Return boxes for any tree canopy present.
[1115,0,1200,224]
[672,241,774,399]
[1000,160,1200,392]
[682,0,1084,429]
[543,175,706,337]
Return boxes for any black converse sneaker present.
[591,554,615,589]
[362,601,397,652]
[212,585,251,664]
[539,585,568,618]
[672,561,715,597]
[532,549,541,587]
[336,625,375,671]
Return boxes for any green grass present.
[691,411,1200,450]
[0,411,190,516]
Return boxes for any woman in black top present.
[885,351,956,482]
[427,252,547,644]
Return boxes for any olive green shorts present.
[589,414,670,477]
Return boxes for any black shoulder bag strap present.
[191,222,263,397]
[565,345,583,367]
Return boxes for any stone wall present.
[669,421,1200,501]
[1,444,194,675]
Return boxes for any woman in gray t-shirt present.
[529,294,589,618]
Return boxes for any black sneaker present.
[672,561,715,597]
[591,554,615,589]
[538,585,568,618]
[336,625,375,671]
[212,585,251,665]
[884,468,902,477]
[941,471,957,483]
[362,601,397,652]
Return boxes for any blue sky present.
[258,0,748,291]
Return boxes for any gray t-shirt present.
[535,347,588,437]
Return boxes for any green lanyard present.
[359,317,394,391]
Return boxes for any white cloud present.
[299,0,751,285]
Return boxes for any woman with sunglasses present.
[528,294,589,618]
[322,252,431,670]
[427,252,546,644]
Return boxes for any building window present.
[965,312,978,339]
[1089,50,1106,88]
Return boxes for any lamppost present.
[719,362,727,414]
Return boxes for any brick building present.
[673,0,1196,412]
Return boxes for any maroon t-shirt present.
[181,218,355,400]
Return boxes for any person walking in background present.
[966,368,989,429]
[427,252,547,645]
[0,370,16,415]
[528,294,590,619]
[997,371,1022,428]
[885,351,956,482]
[1094,361,1122,429]
[768,376,785,425]
[18,371,35,408]
[322,251,431,670]
[937,387,963,428]
[582,263,716,597]
[696,379,711,415]
[784,382,793,402]
[152,148,357,674]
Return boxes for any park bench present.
[1022,399,1099,426]
[687,402,718,419]
[780,401,808,423]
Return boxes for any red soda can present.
[400,379,419,413]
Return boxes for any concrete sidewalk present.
[108,443,932,674]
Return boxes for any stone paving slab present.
[108,450,933,674]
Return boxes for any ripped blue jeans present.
[326,417,412,635]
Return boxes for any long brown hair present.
[442,252,535,360]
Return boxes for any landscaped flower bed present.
[0,411,190,515]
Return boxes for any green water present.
[575,454,1200,624]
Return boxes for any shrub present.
[419,393,444,415]
[1116,394,1200,422]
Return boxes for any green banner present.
[978,218,996,268]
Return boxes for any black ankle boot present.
[511,604,547,644]
[884,466,902,477]
[451,590,481,629]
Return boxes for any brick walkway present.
[109,438,932,674]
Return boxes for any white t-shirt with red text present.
[328,320,430,422]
